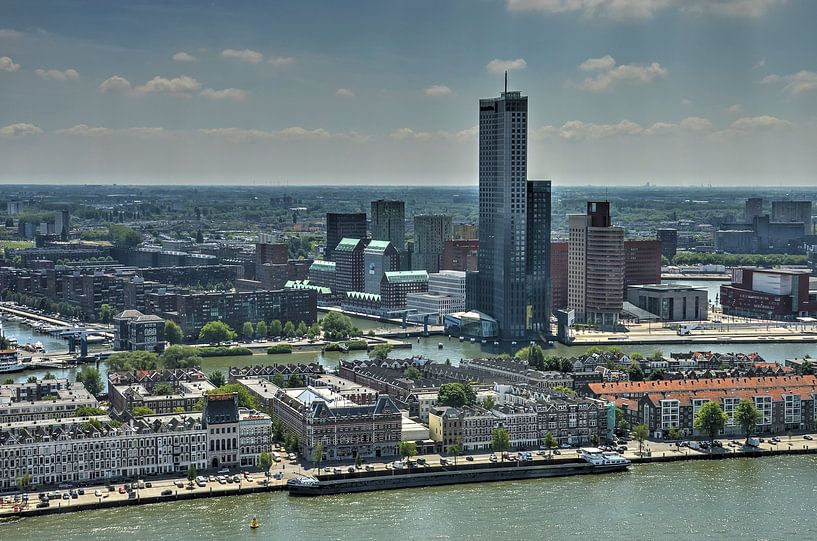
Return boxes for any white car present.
[94,489,102,497]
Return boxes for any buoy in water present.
[250,517,260,529]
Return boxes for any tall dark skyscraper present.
[370,200,405,249]
[470,83,551,340]
[325,212,367,261]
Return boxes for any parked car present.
[36,501,50,509]
[174,480,184,488]
[94,489,102,497]
[161,489,173,496]
[273,472,284,480]
[465,455,474,462]
[365,465,375,472]
[805,435,814,440]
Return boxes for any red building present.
[442,239,479,272]
[720,267,817,320]
[624,240,662,286]
[550,242,568,310]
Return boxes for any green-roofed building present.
[381,270,429,310]
[334,238,367,294]
[364,240,400,294]
[308,260,336,291]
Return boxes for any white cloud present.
[200,88,247,101]
[486,58,528,75]
[761,70,817,95]
[644,116,713,135]
[726,103,742,114]
[267,56,295,67]
[559,119,644,140]
[578,56,667,91]
[681,98,693,105]
[0,55,20,72]
[35,68,79,81]
[172,52,197,62]
[0,29,23,38]
[132,75,202,97]
[389,127,477,142]
[556,116,713,140]
[579,55,616,71]
[336,88,355,98]
[220,48,264,63]
[531,125,558,140]
[0,123,42,137]
[506,0,784,19]
[99,75,132,94]
[752,59,766,70]
[731,115,791,130]
[424,84,453,97]
[55,125,166,138]
[197,126,365,142]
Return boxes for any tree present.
[320,312,354,339]
[255,320,268,339]
[76,366,103,396]
[160,345,202,369]
[241,321,255,341]
[633,423,649,456]
[272,372,285,388]
[44,371,56,380]
[437,383,476,407]
[17,473,31,491]
[355,451,362,469]
[399,440,418,461]
[482,395,496,410]
[209,370,226,387]
[296,321,308,337]
[26,375,38,384]
[526,343,546,370]
[187,464,197,481]
[694,401,728,448]
[165,320,184,344]
[404,366,421,380]
[107,350,160,372]
[269,320,283,338]
[152,382,175,396]
[196,229,204,244]
[208,384,261,409]
[132,406,155,416]
[283,321,296,338]
[449,442,462,466]
[542,432,557,457]
[199,321,236,345]
[287,374,304,388]
[313,441,324,470]
[259,451,273,472]
[99,303,114,324]
[491,428,510,460]
[734,399,761,445]
[109,224,143,248]
[369,344,393,362]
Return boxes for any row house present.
[0,380,98,424]
[428,404,538,453]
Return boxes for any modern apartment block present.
[412,214,453,273]
[364,240,400,294]
[624,240,662,286]
[333,238,367,294]
[325,212,367,261]
[720,267,817,319]
[469,85,552,340]
[113,309,166,352]
[370,200,405,250]
[441,239,479,272]
[380,270,429,311]
[568,202,624,327]
[0,379,98,423]
[308,260,336,291]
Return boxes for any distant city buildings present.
[412,214,452,273]
[325,212,367,261]
[333,238,367,294]
[656,228,678,261]
[441,239,479,272]
[370,200,405,250]
[624,240,662,286]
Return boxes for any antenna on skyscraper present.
[504,70,508,93]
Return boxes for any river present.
[4,455,817,540]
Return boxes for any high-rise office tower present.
[656,228,678,260]
[468,82,551,340]
[325,212,367,261]
[55,210,70,241]
[772,200,813,236]
[568,202,624,328]
[412,214,452,273]
[370,200,405,249]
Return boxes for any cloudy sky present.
[1,0,816,186]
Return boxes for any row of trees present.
[671,251,808,268]
[0,289,83,319]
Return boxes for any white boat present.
[0,349,22,373]
[580,448,630,466]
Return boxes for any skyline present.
[1,0,817,186]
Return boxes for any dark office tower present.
[656,228,678,261]
[745,197,764,223]
[370,200,405,249]
[469,83,551,340]
[412,214,453,273]
[325,212,367,261]
[55,210,70,241]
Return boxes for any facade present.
[441,239,479,272]
[720,267,817,319]
[412,214,453,273]
[0,379,98,423]
[113,309,166,352]
[364,240,400,294]
[656,228,678,261]
[370,200,405,250]
[333,238,367,294]
[203,393,241,469]
[745,197,764,223]
[624,240,662,286]
[428,404,538,453]
[550,241,568,310]
[459,358,573,390]
[772,200,813,236]
[255,241,288,280]
[428,270,466,309]
[626,284,708,321]
[108,369,215,418]
[406,292,459,324]
[238,408,273,467]
[0,414,207,491]
[308,260,336,291]
[325,212,367,261]
[238,378,403,461]
[380,270,429,311]
[470,86,552,340]
[568,202,624,327]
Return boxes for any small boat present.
[438,343,443,349]
[469,338,475,343]
[493,341,499,346]
[250,517,260,529]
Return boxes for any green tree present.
[208,384,261,409]
[296,321,308,337]
[542,432,558,457]
[399,440,418,461]
[132,406,155,416]
[26,375,38,384]
[404,366,422,380]
[199,321,236,345]
[369,344,393,362]
[152,382,175,396]
[526,343,546,370]
[76,366,103,396]
[241,321,255,341]
[109,224,143,248]
[355,450,362,469]
[187,464,197,481]
[320,312,354,339]
[164,320,184,344]
[269,320,283,338]
[694,401,728,448]
[437,383,476,407]
[209,370,226,387]
[44,371,56,380]
[255,320,268,339]
[74,405,107,417]
[491,428,511,460]
[633,423,649,456]
[734,399,762,445]
[259,451,273,472]
[448,442,462,466]
[283,321,296,338]
[313,441,324,470]
[482,395,496,410]
[99,303,114,324]
[160,345,202,369]
[272,372,285,388]
[287,374,304,388]
[17,473,32,492]
[107,350,160,372]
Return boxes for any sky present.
[1,0,816,186]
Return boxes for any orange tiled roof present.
[588,375,817,397]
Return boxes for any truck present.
[677,324,699,336]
